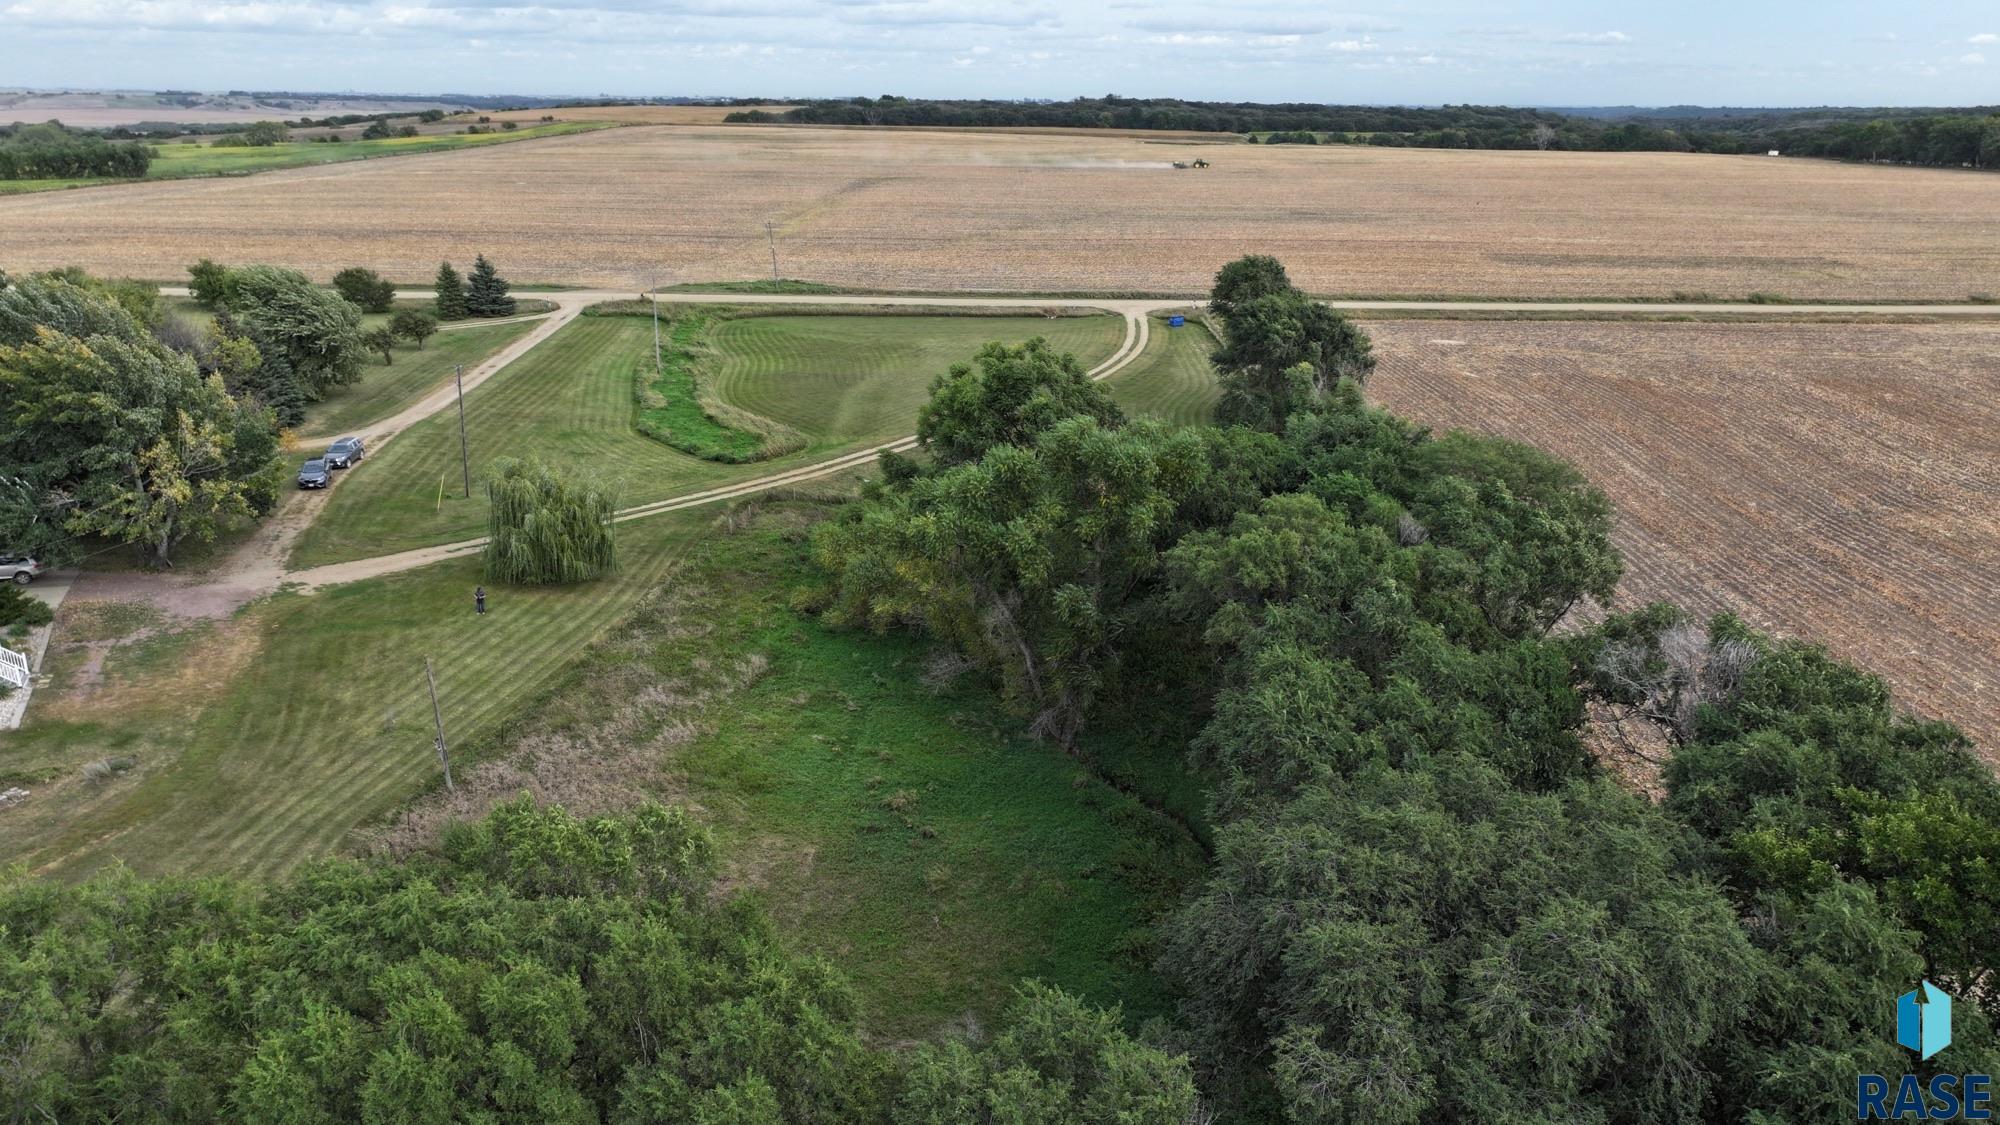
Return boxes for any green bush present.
[0,583,53,629]
[0,799,897,1120]
[330,266,396,313]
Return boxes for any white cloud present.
[1961,52,1986,64]
[1329,37,1380,52]
[1144,32,1231,46]
[1126,15,1327,36]
[1969,33,1998,44]
[1554,31,1630,45]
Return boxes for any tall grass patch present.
[631,314,806,463]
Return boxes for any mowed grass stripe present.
[299,319,540,438]
[293,318,758,567]
[18,511,711,882]
[707,314,1126,446]
[297,314,1123,568]
[221,520,694,879]
[1103,316,1221,425]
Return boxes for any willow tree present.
[483,457,616,584]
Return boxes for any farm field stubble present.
[2,125,1997,298]
[1362,319,2000,756]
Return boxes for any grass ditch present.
[628,313,806,464]
[587,301,1115,466]
[369,499,1207,1038]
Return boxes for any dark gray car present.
[297,459,331,489]
[324,436,365,469]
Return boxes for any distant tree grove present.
[731,97,2000,167]
[0,122,152,179]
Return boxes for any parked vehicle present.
[324,436,366,469]
[0,554,43,585]
[298,459,331,489]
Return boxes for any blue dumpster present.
[1168,315,1186,328]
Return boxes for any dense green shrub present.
[1,798,1198,1122]
[0,122,151,179]
[0,582,54,629]
[814,253,1994,1120]
[331,265,397,312]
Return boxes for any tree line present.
[728,96,2000,165]
[810,255,2000,1119]
[0,798,1196,1121]
[0,122,152,180]
[0,255,518,567]
[7,256,1996,1119]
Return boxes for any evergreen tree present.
[464,254,516,318]
[433,261,468,320]
[214,310,307,428]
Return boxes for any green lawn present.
[0,509,712,883]
[408,505,1206,1038]
[293,312,1124,568]
[1103,314,1221,425]
[708,313,1125,446]
[0,122,613,194]
[299,319,538,438]
[1,499,1204,1041]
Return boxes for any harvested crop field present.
[487,104,802,125]
[3,126,1996,298]
[1365,319,2000,755]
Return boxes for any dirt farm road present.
[90,288,2000,603]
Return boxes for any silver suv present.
[324,436,366,469]
[0,554,43,585]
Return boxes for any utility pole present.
[765,222,780,281]
[649,278,662,380]
[454,364,471,499]
[424,656,455,793]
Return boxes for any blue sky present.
[1,0,1995,105]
